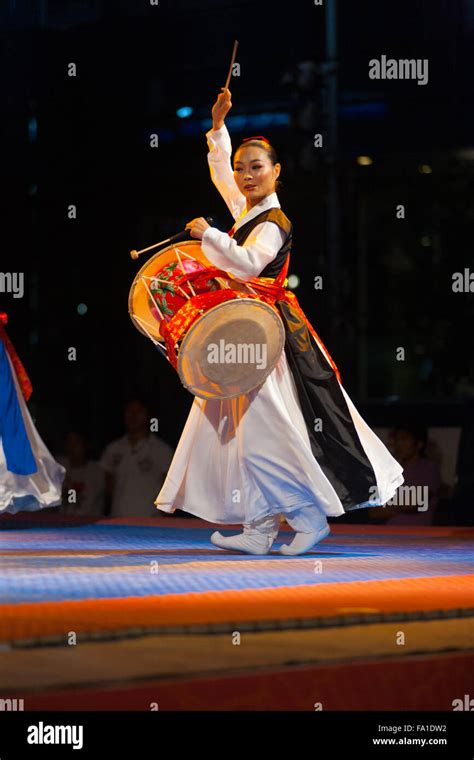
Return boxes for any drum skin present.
[129,240,247,341]
[177,297,285,400]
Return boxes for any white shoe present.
[279,524,331,555]
[210,514,280,555]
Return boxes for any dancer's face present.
[233,146,280,208]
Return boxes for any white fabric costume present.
[155,125,404,537]
[0,351,65,514]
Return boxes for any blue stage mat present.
[1,524,473,604]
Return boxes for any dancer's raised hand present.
[212,88,232,130]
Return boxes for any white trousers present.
[244,505,328,538]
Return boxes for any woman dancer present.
[155,88,404,555]
[0,312,65,514]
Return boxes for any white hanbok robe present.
[155,125,404,524]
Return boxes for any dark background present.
[2,0,474,521]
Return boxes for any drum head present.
[177,298,285,400]
[128,240,249,341]
[128,240,214,341]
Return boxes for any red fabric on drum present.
[160,289,248,369]
[160,255,342,384]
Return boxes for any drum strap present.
[160,260,342,384]
[249,258,342,384]
[258,251,290,288]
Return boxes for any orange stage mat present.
[2,574,473,642]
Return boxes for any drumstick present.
[130,238,172,260]
[130,216,215,260]
[224,39,239,91]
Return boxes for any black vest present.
[231,208,292,278]
[231,205,380,512]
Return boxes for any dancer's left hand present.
[185,217,211,240]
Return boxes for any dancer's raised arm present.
[206,88,246,220]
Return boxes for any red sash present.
[227,224,340,381]
[0,313,33,401]
[160,256,342,384]
[247,257,342,384]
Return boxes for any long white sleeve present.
[206,125,247,221]
[201,221,285,281]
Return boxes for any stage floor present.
[0,515,473,709]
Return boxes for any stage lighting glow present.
[177,106,193,118]
[419,164,432,174]
[28,116,37,142]
[287,274,300,289]
[357,155,373,166]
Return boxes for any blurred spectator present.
[379,424,441,525]
[100,399,174,517]
[58,431,105,516]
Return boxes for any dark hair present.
[65,430,88,444]
[64,430,90,454]
[124,397,150,412]
[234,138,282,192]
[394,424,428,455]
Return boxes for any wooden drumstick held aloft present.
[130,238,171,260]
[130,217,215,260]
[224,39,239,91]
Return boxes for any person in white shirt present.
[100,399,174,517]
[154,88,404,554]
[58,431,105,516]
